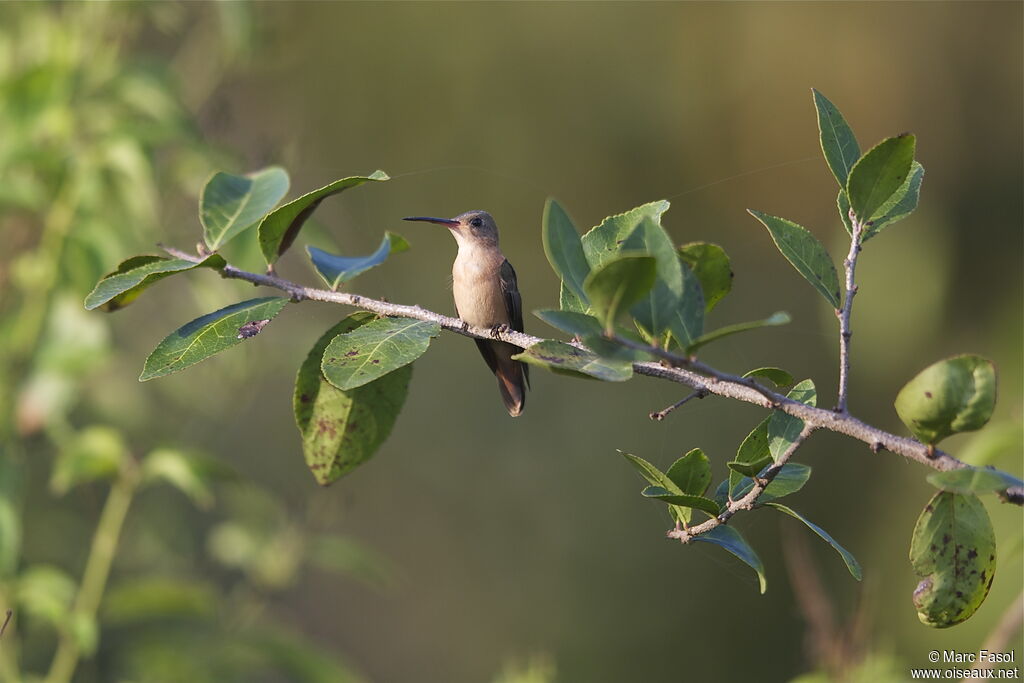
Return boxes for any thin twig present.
[836,211,863,413]
[0,609,10,637]
[650,390,707,421]
[158,245,1024,505]
[668,425,816,542]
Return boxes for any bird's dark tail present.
[475,339,528,417]
[495,358,527,417]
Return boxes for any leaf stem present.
[157,245,1024,505]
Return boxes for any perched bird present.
[403,211,529,416]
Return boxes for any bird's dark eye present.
[470,217,483,228]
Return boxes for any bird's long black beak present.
[403,216,460,227]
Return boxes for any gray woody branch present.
[161,245,1024,508]
[836,210,863,413]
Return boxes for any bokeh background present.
[1,2,1021,682]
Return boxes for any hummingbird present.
[403,211,529,416]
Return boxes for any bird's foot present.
[490,323,510,337]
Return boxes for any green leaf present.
[743,367,794,387]
[666,448,712,496]
[559,281,588,314]
[727,456,773,478]
[641,486,721,517]
[692,526,767,594]
[685,311,790,354]
[729,463,813,503]
[140,297,289,381]
[307,232,409,290]
[768,379,816,461]
[765,502,862,580]
[542,198,590,304]
[258,170,389,264]
[894,355,996,445]
[677,242,732,312]
[667,262,705,351]
[863,161,925,242]
[296,315,411,485]
[558,200,671,315]
[762,463,812,500]
[910,492,996,627]
[533,309,604,339]
[141,448,220,509]
[513,341,632,382]
[201,166,290,250]
[748,209,841,309]
[619,451,692,524]
[729,417,772,494]
[846,134,916,223]
[16,565,76,626]
[622,217,683,338]
[583,254,657,332]
[50,426,128,495]
[84,254,226,311]
[102,577,217,624]
[926,467,1024,495]
[321,317,439,391]
[580,200,671,272]
[533,311,646,363]
[812,89,861,186]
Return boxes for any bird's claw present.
[490,323,510,337]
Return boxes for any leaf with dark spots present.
[322,317,439,390]
[295,314,412,485]
[909,491,996,627]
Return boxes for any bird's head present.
[403,210,499,248]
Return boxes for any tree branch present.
[668,425,816,542]
[160,245,1024,506]
[837,212,863,413]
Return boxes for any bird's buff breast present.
[452,254,508,328]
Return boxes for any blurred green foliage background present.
[0,2,1020,682]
